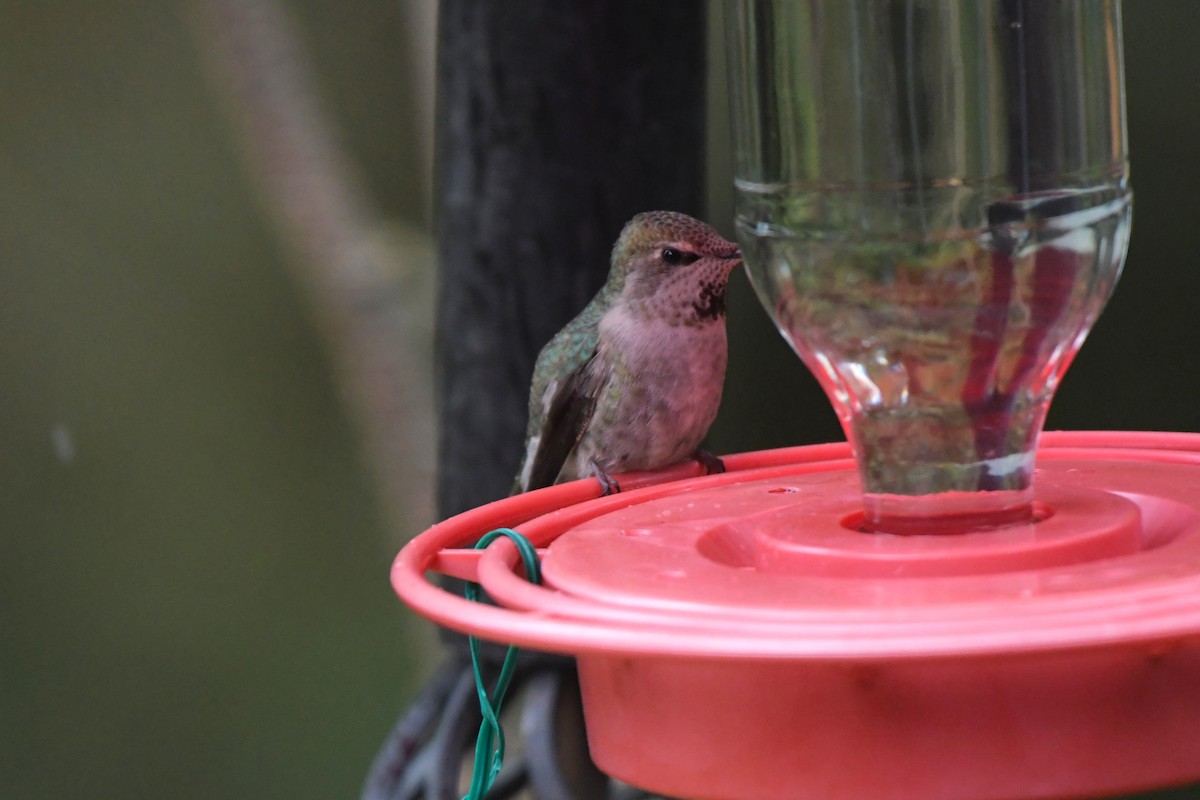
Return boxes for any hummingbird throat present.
[693,280,727,322]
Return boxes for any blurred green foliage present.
[1,2,431,798]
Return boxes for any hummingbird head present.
[608,211,744,325]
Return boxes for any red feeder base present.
[394,432,1200,800]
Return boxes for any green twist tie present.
[462,528,542,800]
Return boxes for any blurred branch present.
[189,0,435,540]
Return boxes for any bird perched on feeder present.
[514,210,743,494]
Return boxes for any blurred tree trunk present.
[428,7,707,797]
[435,0,709,518]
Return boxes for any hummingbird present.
[513,210,743,494]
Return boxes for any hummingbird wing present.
[522,352,600,492]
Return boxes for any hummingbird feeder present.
[393,2,1200,798]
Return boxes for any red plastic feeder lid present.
[393,432,1200,800]
[395,431,1200,661]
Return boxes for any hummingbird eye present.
[660,247,699,266]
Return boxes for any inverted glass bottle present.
[725,0,1131,534]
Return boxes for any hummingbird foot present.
[589,461,622,496]
[692,448,726,475]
